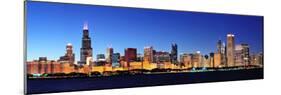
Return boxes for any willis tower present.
[79,22,93,65]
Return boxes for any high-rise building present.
[217,40,223,54]
[154,51,170,63]
[241,44,250,66]
[214,53,221,68]
[171,43,178,64]
[106,47,113,64]
[79,22,93,65]
[112,53,120,67]
[180,53,192,68]
[203,55,210,68]
[217,40,226,66]
[144,46,154,63]
[125,48,137,63]
[209,53,215,68]
[235,44,250,66]
[192,51,202,68]
[59,43,75,64]
[227,34,235,67]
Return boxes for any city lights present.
[26,23,263,78]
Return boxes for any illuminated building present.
[119,56,128,68]
[59,43,75,64]
[209,53,215,68]
[86,57,93,66]
[180,53,192,68]
[170,43,178,64]
[125,48,137,64]
[91,66,104,73]
[214,53,222,68]
[217,40,226,66]
[241,44,250,66]
[227,34,235,67]
[235,44,250,66]
[79,22,93,65]
[112,53,120,67]
[106,47,113,64]
[235,44,243,66]
[154,51,170,63]
[144,46,154,63]
[129,62,143,70]
[203,55,210,68]
[192,51,202,68]
[250,52,263,66]
[77,65,91,74]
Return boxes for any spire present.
[83,21,88,30]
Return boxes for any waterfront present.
[27,68,263,94]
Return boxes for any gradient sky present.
[26,1,263,61]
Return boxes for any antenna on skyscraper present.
[83,21,88,30]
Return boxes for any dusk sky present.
[26,1,263,61]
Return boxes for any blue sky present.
[26,1,263,61]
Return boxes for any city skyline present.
[26,2,263,61]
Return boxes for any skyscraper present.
[217,40,223,54]
[144,46,154,63]
[171,43,178,64]
[106,47,113,64]
[192,51,203,68]
[216,40,226,66]
[124,48,137,63]
[235,44,250,66]
[79,22,93,65]
[209,52,215,68]
[227,34,235,67]
[154,51,170,63]
[214,53,221,68]
[59,43,75,64]
[112,53,120,67]
[180,53,192,68]
[241,44,250,66]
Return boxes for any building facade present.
[170,43,178,64]
[59,43,75,64]
[235,44,250,66]
[125,48,137,63]
[154,51,170,63]
[144,46,154,63]
[106,47,113,64]
[112,53,121,67]
[227,34,235,67]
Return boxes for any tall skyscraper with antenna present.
[79,22,93,65]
